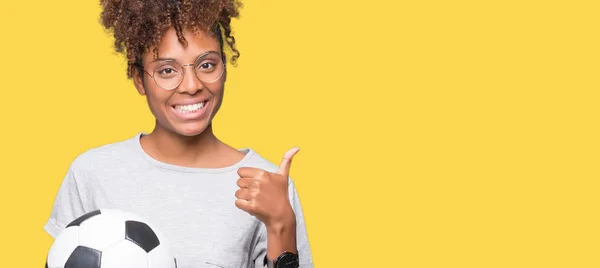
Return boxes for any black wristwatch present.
[264,251,299,268]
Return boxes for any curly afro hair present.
[99,0,242,79]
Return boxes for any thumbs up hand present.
[235,147,300,228]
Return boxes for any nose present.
[176,65,203,94]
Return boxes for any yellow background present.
[0,0,598,267]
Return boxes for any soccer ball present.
[45,209,177,268]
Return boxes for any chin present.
[159,109,213,137]
[171,122,211,137]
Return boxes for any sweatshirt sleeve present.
[43,156,91,238]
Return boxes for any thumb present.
[277,147,300,178]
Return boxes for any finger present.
[235,198,254,213]
[277,147,300,178]
[235,188,251,200]
[236,177,254,188]
[237,167,261,178]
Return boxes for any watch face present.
[276,252,299,268]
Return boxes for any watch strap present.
[263,251,299,268]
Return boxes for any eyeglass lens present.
[152,52,224,90]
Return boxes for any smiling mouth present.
[172,101,208,114]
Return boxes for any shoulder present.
[67,133,142,173]
[241,148,281,173]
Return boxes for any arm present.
[266,205,298,259]
[258,180,313,268]
[236,148,313,267]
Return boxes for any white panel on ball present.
[78,212,127,251]
[46,227,80,268]
[100,240,149,268]
[147,239,177,268]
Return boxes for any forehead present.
[147,27,221,62]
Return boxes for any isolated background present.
[0,0,598,267]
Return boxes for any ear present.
[132,67,146,96]
[221,59,228,83]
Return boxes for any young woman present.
[43,0,313,267]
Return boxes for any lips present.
[169,99,210,121]
[173,101,206,113]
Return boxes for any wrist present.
[265,210,298,259]
[266,206,296,232]
[266,217,296,240]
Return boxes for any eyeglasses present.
[139,51,225,90]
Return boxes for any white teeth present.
[175,102,204,113]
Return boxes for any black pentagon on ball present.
[64,246,102,268]
[125,220,161,252]
[66,210,102,228]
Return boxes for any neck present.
[141,122,223,168]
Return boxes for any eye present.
[199,62,216,70]
[159,68,175,74]
[156,66,180,78]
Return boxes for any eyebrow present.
[150,50,220,63]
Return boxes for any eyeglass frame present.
[135,50,226,91]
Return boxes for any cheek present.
[208,85,225,110]
[145,88,172,115]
